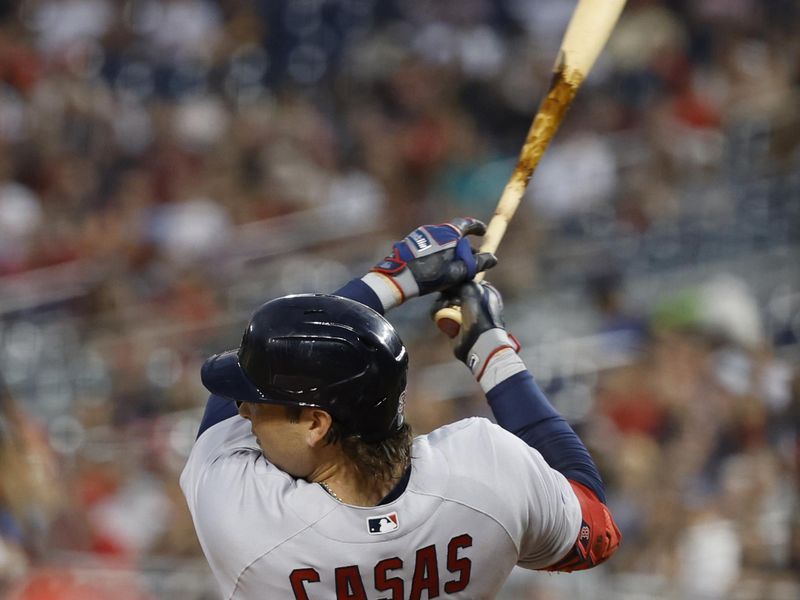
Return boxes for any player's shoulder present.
[411,417,565,532]
[422,416,521,447]
[418,416,531,465]
[184,417,258,469]
[181,417,293,502]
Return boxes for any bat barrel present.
[434,0,628,337]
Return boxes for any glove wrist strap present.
[465,328,524,391]
[479,348,526,393]
[361,270,420,311]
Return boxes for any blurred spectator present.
[0,182,42,273]
[587,266,649,356]
[0,376,61,582]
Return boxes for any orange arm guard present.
[545,480,621,572]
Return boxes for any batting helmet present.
[201,294,408,442]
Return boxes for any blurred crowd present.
[0,0,798,598]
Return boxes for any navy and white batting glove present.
[433,281,524,393]
[361,217,497,312]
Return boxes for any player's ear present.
[305,409,333,447]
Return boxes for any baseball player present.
[181,217,620,599]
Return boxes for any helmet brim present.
[201,350,265,403]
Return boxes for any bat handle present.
[434,305,462,338]
[433,264,488,337]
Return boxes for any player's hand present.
[432,281,520,381]
[362,218,497,311]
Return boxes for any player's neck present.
[309,461,397,507]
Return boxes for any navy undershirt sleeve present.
[487,371,606,503]
[197,394,238,438]
[333,279,385,315]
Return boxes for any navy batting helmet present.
[201,294,408,442]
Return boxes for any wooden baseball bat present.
[435,0,628,337]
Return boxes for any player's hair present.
[285,406,413,488]
[334,422,413,489]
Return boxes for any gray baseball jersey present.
[181,415,581,599]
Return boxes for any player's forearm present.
[481,349,620,572]
[483,356,606,502]
[333,279,386,315]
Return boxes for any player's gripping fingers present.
[446,216,487,237]
[449,242,497,283]
[434,282,522,388]
[473,250,498,274]
[364,217,495,312]
[408,217,486,253]
[465,281,505,330]
[454,237,477,279]
[430,287,462,316]
[449,282,506,361]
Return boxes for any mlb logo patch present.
[367,512,399,535]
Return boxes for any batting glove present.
[433,281,524,393]
[361,217,497,312]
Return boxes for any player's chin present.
[259,446,282,468]
[264,453,304,478]
[254,438,271,459]
[258,441,275,461]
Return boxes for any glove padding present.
[433,281,521,383]
[364,217,497,311]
